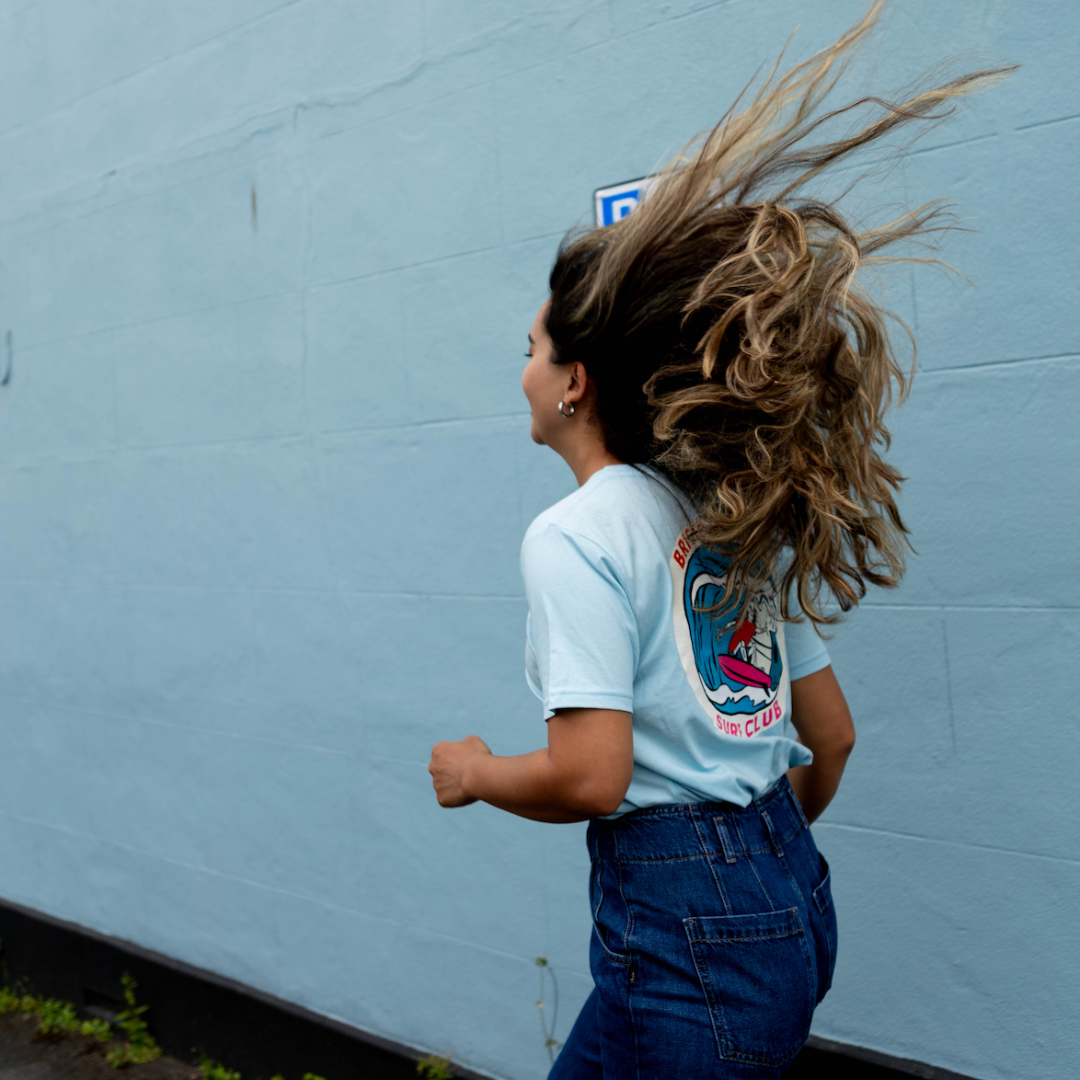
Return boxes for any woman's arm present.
[428,708,634,823]
[786,665,856,824]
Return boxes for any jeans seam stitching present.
[683,921,730,1061]
[615,840,635,956]
[691,812,733,916]
[743,845,776,910]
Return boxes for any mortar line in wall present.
[816,821,1079,865]
[303,66,507,147]
[0,146,290,239]
[572,0,742,57]
[292,99,342,602]
[856,602,1078,612]
[3,584,1073,610]
[907,130,999,158]
[3,288,300,354]
[0,806,544,968]
[919,352,1079,375]
[0,692,355,757]
[490,80,506,248]
[1015,112,1080,131]
[0,0,308,140]
[365,755,430,769]
[316,409,531,436]
[908,268,919,341]
[0,580,525,600]
[0,431,308,470]
[1,2,42,23]
[306,231,566,292]
[940,618,958,757]
[0,411,531,470]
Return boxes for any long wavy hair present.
[545,2,1013,627]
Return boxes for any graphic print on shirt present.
[669,527,788,738]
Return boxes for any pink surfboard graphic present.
[717,654,772,689]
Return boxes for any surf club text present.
[715,699,784,738]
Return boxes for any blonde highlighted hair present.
[546,2,1013,626]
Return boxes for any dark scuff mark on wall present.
[2,330,12,386]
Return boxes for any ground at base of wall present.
[0,1012,199,1080]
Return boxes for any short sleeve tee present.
[522,465,831,814]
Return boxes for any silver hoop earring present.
[558,400,576,418]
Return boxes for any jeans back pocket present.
[683,906,814,1068]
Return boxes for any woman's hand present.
[428,710,633,823]
[428,734,492,807]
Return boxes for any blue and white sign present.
[594,177,652,227]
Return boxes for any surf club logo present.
[669,526,788,739]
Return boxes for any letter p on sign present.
[595,177,654,227]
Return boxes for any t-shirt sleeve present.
[521,524,638,719]
[784,591,832,682]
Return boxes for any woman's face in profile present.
[521,299,564,446]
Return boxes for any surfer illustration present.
[682,546,783,717]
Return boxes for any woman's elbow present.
[832,721,856,760]
[589,788,628,818]
[809,717,855,764]
[564,775,630,818]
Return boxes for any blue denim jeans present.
[549,776,837,1080]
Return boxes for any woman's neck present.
[562,440,625,487]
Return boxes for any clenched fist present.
[428,734,492,807]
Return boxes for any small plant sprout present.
[105,975,162,1067]
[534,956,562,1064]
[34,998,79,1037]
[415,1053,454,1080]
[81,1017,114,1043]
[197,1056,241,1080]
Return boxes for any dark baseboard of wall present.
[784,1036,977,1080]
[0,897,972,1080]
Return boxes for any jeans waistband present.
[587,775,809,863]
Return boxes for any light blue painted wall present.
[0,3,1076,1079]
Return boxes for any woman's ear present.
[564,362,588,404]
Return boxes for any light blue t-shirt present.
[522,464,831,814]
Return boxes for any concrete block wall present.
[0,3,1076,1078]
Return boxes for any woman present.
[428,6,1010,1077]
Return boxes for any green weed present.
[80,1017,114,1043]
[35,998,79,1036]
[415,1053,454,1080]
[0,985,24,1014]
[104,974,161,1067]
[197,1055,241,1080]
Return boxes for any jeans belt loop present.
[714,816,738,864]
[761,808,784,859]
